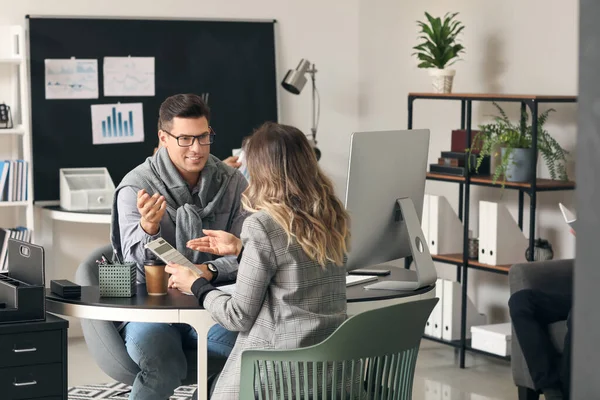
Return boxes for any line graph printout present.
[45,59,99,99]
[103,57,155,96]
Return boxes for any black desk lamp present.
[281,59,321,161]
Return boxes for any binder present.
[422,194,463,255]
[7,160,16,201]
[425,278,444,337]
[0,161,8,201]
[424,379,442,400]
[441,280,487,341]
[478,201,528,265]
[431,278,444,338]
[442,384,462,400]
[16,160,23,202]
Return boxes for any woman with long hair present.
[166,121,351,399]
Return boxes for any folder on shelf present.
[16,160,23,202]
[0,227,31,272]
[425,278,444,338]
[422,194,463,255]
[441,280,487,341]
[442,383,463,400]
[424,379,442,400]
[478,201,528,266]
[7,160,16,202]
[0,160,28,202]
[0,161,8,201]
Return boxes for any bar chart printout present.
[91,103,145,145]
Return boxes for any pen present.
[113,248,123,264]
[101,254,109,264]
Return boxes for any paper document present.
[91,103,145,145]
[559,203,577,228]
[232,148,249,181]
[103,57,155,96]
[45,59,99,99]
[144,238,202,277]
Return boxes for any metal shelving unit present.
[408,92,577,367]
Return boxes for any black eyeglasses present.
[161,127,216,147]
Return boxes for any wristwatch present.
[206,263,218,282]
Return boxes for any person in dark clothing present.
[509,288,572,400]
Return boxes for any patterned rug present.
[68,382,197,399]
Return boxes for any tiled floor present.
[68,337,519,399]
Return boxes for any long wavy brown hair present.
[241,122,350,267]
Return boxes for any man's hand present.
[187,230,243,257]
[165,263,203,294]
[137,189,167,235]
[222,156,242,169]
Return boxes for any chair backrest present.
[239,297,438,400]
[74,243,114,286]
[72,244,205,386]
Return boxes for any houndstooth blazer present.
[203,210,348,399]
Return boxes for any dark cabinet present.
[0,314,68,400]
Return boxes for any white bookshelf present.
[0,201,28,207]
[0,25,34,236]
[0,125,25,135]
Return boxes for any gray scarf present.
[110,147,235,263]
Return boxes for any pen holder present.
[99,262,137,297]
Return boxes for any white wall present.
[359,0,579,321]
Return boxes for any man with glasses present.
[110,93,248,400]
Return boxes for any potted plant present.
[470,102,569,187]
[412,12,465,93]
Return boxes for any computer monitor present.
[343,129,437,290]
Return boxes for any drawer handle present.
[12,347,37,353]
[13,380,37,387]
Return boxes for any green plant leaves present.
[467,102,570,187]
[414,12,465,69]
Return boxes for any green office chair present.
[239,297,437,400]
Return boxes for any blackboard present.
[28,16,278,201]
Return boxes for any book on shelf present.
[0,226,32,272]
[430,151,490,177]
[0,160,28,202]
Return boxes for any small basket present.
[99,262,137,297]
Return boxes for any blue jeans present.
[120,322,238,400]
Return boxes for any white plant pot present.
[429,68,456,93]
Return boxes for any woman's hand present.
[187,230,243,257]
[165,263,202,294]
[222,155,242,169]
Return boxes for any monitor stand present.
[363,197,438,291]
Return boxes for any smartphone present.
[348,268,391,276]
